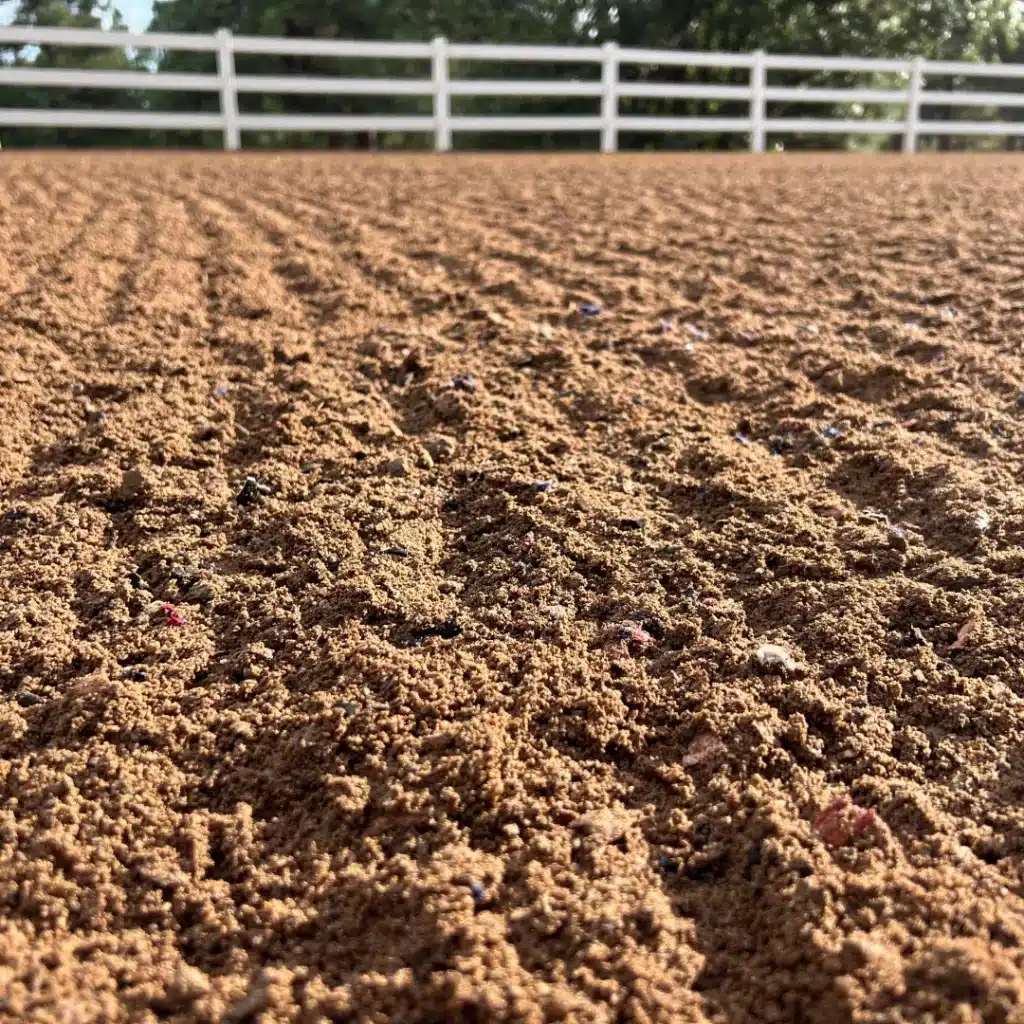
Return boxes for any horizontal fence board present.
[231,35,431,58]
[0,24,219,51]
[925,60,1024,79]
[236,114,434,131]
[764,54,911,73]
[0,108,224,128]
[918,120,1024,135]
[448,80,603,97]
[0,67,220,91]
[618,115,751,132]
[618,82,751,100]
[767,117,902,134]
[450,115,602,130]
[921,90,1024,108]
[234,75,433,95]
[765,86,907,104]
[447,43,603,62]
[617,48,755,68]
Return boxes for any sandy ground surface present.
[2,152,1024,1022]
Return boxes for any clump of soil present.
[2,152,1024,1022]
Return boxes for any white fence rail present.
[2,24,1024,151]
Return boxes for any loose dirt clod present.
[424,435,456,461]
[120,465,148,499]
[4,153,1024,1023]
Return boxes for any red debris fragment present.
[815,794,890,849]
[604,621,654,655]
[950,609,982,651]
[160,602,188,628]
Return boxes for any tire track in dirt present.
[183,189,311,335]
[292,164,710,314]
[0,177,111,315]
[195,184,402,327]
[2,193,141,340]
[211,177,458,323]
[104,185,210,338]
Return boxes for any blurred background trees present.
[1,0,1022,149]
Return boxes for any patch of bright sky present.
[0,0,153,31]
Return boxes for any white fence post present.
[750,49,766,152]
[215,28,240,150]
[432,36,451,152]
[903,56,923,153]
[601,40,618,153]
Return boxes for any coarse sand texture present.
[2,152,1024,1022]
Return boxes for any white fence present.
[2,24,1024,151]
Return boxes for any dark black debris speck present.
[128,572,145,590]
[451,373,478,393]
[532,481,554,492]
[636,616,665,641]
[3,509,29,523]
[382,546,411,558]
[945,575,983,592]
[620,517,646,530]
[407,617,463,646]
[580,303,601,316]
[15,692,43,708]
[235,476,272,506]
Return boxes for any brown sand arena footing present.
[3,152,1024,1022]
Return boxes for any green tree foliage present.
[0,0,145,147]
